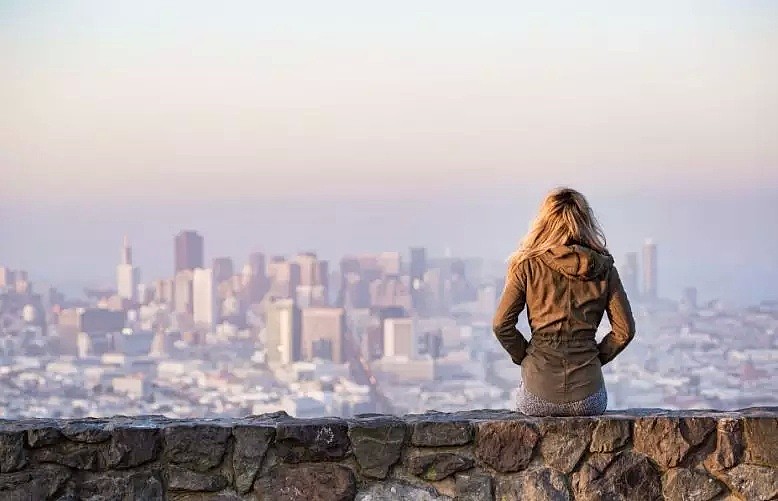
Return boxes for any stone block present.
[106,426,161,469]
[0,464,71,501]
[634,417,715,469]
[257,463,356,501]
[723,463,778,501]
[0,431,27,473]
[356,480,450,500]
[475,420,539,473]
[539,419,595,473]
[275,418,350,463]
[408,451,474,481]
[704,418,743,471]
[662,468,723,501]
[743,417,778,467]
[232,423,275,494]
[454,472,493,501]
[348,416,406,479]
[78,469,164,500]
[163,424,231,472]
[168,465,229,492]
[590,418,631,452]
[408,412,474,447]
[496,467,570,501]
[574,451,662,501]
[61,419,111,443]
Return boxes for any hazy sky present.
[1,1,777,303]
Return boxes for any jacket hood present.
[539,244,613,280]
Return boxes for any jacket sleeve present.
[598,266,636,365]
[492,262,529,365]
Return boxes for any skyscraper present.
[212,257,234,284]
[174,231,204,274]
[265,299,301,366]
[246,251,269,303]
[410,247,427,284]
[622,252,639,300]
[301,307,346,363]
[116,236,140,302]
[642,239,658,300]
[410,247,427,310]
[173,270,194,314]
[192,268,217,326]
[383,317,417,359]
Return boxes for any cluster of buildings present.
[0,235,776,419]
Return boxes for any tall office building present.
[296,252,319,286]
[294,253,329,297]
[409,247,427,284]
[622,252,639,300]
[301,307,346,363]
[377,252,402,276]
[116,236,140,302]
[410,247,427,310]
[174,270,194,314]
[174,231,204,274]
[265,299,301,365]
[383,317,417,358]
[212,257,234,285]
[0,267,15,288]
[192,268,217,326]
[244,252,268,303]
[268,257,301,299]
[642,239,658,300]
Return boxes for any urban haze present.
[1,1,777,419]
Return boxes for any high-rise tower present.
[174,231,204,274]
[642,239,658,300]
[116,236,140,302]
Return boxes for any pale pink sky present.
[1,0,776,202]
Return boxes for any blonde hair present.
[508,187,608,267]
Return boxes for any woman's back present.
[492,187,636,416]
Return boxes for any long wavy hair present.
[508,187,608,267]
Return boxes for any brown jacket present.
[493,244,636,404]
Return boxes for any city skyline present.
[2,1,776,306]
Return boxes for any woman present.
[493,187,635,416]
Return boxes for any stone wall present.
[1,408,777,500]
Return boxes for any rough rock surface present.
[633,417,715,469]
[590,419,632,452]
[256,463,356,501]
[497,467,571,501]
[356,480,450,500]
[275,418,351,463]
[77,469,165,500]
[705,418,743,471]
[0,464,71,500]
[574,451,662,501]
[163,424,231,472]
[0,409,773,500]
[540,419,595,473]
[0,431,27,473]
[168,465,229,492]
[723,463,778,501]
[408,451,474,481]
[475,420,540,473]
[408,413,474,447]
[662,468,723,501]
[455,472,493,501]
[232,423,275,493]
[348,416,406,479]
[743,417,778,467]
